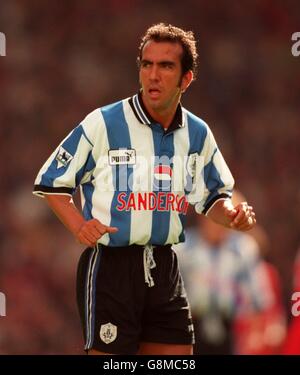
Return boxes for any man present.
[33,23,256,355]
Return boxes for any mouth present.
[148,88,161,99]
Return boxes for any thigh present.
[77,245,146,354]
[141,247,195,346]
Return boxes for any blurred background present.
[0,0,299,354]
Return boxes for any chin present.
[149,101,161,109]
[145,100,158,110]
[151,104,166,113]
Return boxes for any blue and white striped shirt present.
[33,93,234,246]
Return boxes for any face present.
[139,40,193,115]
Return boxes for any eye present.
[141,61,151,68]
[161,62,174,69]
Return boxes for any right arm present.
[33,110,118,247]
[45,194,118,247]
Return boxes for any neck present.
[148,108,175,129]
[141,93,181,129]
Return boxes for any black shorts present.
[76,244,194,354]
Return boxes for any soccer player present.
[33,23,256,355]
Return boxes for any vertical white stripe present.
[123,100,154,245]
[35,109,101,188]
[53,136,91,188]
[35,132,94,190]
[89,110,114,246]
[197,126,234,212]
[133,95,148,124]
[195,125,211,211]
[166,111,190,244]
[34,146,62,185]
[213,149,235,195]
[134,95,151,124]
[34,158,52,186]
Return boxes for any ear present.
[181,70,193,93]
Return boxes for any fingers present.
[230,202,256,231]
[105,226,119,233]
[77,231,98,247]
[93,220,119,235]
[225,207,238,219]
[76,219,119,246]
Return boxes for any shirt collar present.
[129,91,185,131]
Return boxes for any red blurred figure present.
[281,248,300,354]
[233,225,286,355]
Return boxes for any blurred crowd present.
[0,0,299,353]
[175,191,287,354]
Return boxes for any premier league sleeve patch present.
[56,146,73,168]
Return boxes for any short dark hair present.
[137,23,198,78]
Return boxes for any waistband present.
[97,243,172,251]
[95,243,172,288]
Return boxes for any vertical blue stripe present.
[76,151,96,221]
[186,112,227,208]
[40,124,86,188]
[133,95,149,124]
[178,213,186,243]
[150,127,174,245]
[178,113,208,241]
[82,182,95,220]
[101,102,132,246]
[75,150,96,186]
[203,148,225,206]
[186,112,208,154]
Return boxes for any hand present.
[75,218,118,247]
[225,201,256,231]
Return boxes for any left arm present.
[206,198,256,231]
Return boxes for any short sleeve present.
[194,126,234,214]
[33,110,100,198]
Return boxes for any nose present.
[149,65,159,81]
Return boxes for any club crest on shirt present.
[56,146,73,167]
[186,152,199,179]
[100,322,117,344]
[108,149,136,165]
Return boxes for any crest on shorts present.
[99,322,117,344]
